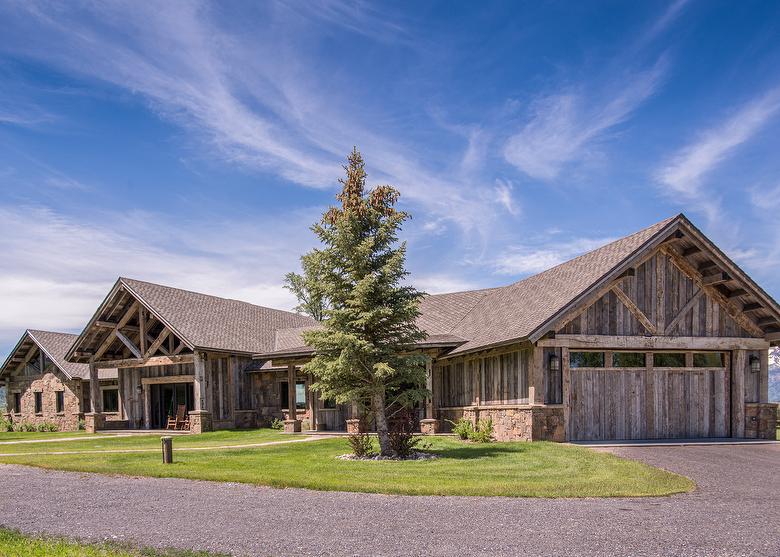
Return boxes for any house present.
[3,213,776,440]
[64,277,318,433]
[0,330,117,431]
[259,214,779,441]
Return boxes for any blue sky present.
[1,0,780,354]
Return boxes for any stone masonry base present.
[84,412,105,434]
[284,419,302,433]
[188,411,213,434]
[745,403,778,439]
[458,406,565,441]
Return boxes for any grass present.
[0,428,693,497]
[0,431,90,442]
[0,528,226,556]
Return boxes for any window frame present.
[13,392,21,414]
[34,391,43,414]
[612,352,647,368]
[692,352,726,368]
[569,351,606,369]
[279,380,307,410]
[55,390,65,414]
[101,388,119,413]
[652,352,687,368]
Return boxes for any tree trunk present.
[372,390,392,457]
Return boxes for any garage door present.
[569,351,731,441]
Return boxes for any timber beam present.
[701,272,731,286]
[682,246,701,257]
[537,334,770,351]
[94,354,195,369]
[727,288,748,299]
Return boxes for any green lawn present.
[0,529,225,557]
[0,429,693,497]
[0,431,90,442]
[0,428,294,453]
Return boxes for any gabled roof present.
[68,277,318,362]
[0,330,116,380]
[260,213,780,359]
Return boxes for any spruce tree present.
[301,147,427,456]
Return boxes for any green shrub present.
[347,432,375,458]
[35,422,58,432]
[468,418,494,443]
[0,416,13,432]
[447,417,474,440]
[270,418,284,430]
[13,421,36,432]
[78,419,86,431]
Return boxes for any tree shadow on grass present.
[431,442,530,460]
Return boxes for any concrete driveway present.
[0,444,777,556]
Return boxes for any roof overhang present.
[0,330,72,380]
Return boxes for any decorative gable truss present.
[557,238,772,340]
[2,335,57,378]
[69,285,192,368]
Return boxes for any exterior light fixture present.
[549,353,560,373]
[749,355,760,374]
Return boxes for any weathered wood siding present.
[544,347,563,404]
[558,250,754,338]
[435,347,531,408]
[569,365,731,440]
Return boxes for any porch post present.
[284,364,301,433]
[307,373,320,431]
[189,351,212,433]
[85,361,104,433]
[143,383,151,430]
[420,355,439,434]
[732,350,746,438]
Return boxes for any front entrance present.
[150,382,194,429]
[569,351,731,441]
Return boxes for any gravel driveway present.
[0,444,777,556]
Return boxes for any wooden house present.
[259,214,779,441]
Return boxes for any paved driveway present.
[0,444,777,556]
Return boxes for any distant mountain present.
[770,348,780,402]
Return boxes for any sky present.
[0,0,780,355]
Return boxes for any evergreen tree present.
[302,147,427,456]
[284,251,329,322]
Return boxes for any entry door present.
[569,354,731,441]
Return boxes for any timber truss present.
[68,283,193,368]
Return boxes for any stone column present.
[189,351,212,434]
[420,355,439,434]
[284,364,301,433]
[85,361,104,433]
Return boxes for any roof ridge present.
[119,277,303,317]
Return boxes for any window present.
[55,391,65,413]
[653,353,686,367]
[280,381,306,410]
[693,352,725,368]
[612,352,646,368]
[13,393,21,414]
[570,352,605,368]
[34,392,42,414]
[102,388,119,413]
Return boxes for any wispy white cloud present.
[0,203,319,350]
[494,237,615,275]
[503,59,667,181]
[656,88,780,206]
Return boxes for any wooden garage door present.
[569,356,730,441]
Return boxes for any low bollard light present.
[161,436,173,464]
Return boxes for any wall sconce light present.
[749,355,760,374]
[549,353,560,373]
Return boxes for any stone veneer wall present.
[744,403,778,440]
[453,405,565,442]
[4,372,83,431]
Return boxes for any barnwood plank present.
[664,290,704,335]
[731,350,746,438]
[538,334,769,350]
[611,286,657,335]
[561,347,570,441]
[145,327,171,358]
[115,330,143,359]
[93,300,140,360]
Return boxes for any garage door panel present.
[570,365,730,441]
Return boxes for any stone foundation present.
[284,419,301,433]
[4,372,83,431]
[744,403,778,440]
[233,410,257,429]
[456,405,565,441]
[345,418,363,433]
[420,418,440,435]
[188,410,213,434]
[84,412,105,433]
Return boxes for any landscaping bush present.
[388,430,429,458]
[35,422,58,432]
[347,432,375,458]
[270,418,284,430]
[447,417,474,440]
[0,416,13,432]
[469,418,494,443]
[13,422,36,432]
[78,419,86,431]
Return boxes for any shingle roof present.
[0,330,116,380]
[259,216,679,359]
[120,278,317,354]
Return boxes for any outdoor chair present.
[166,404,187,430]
